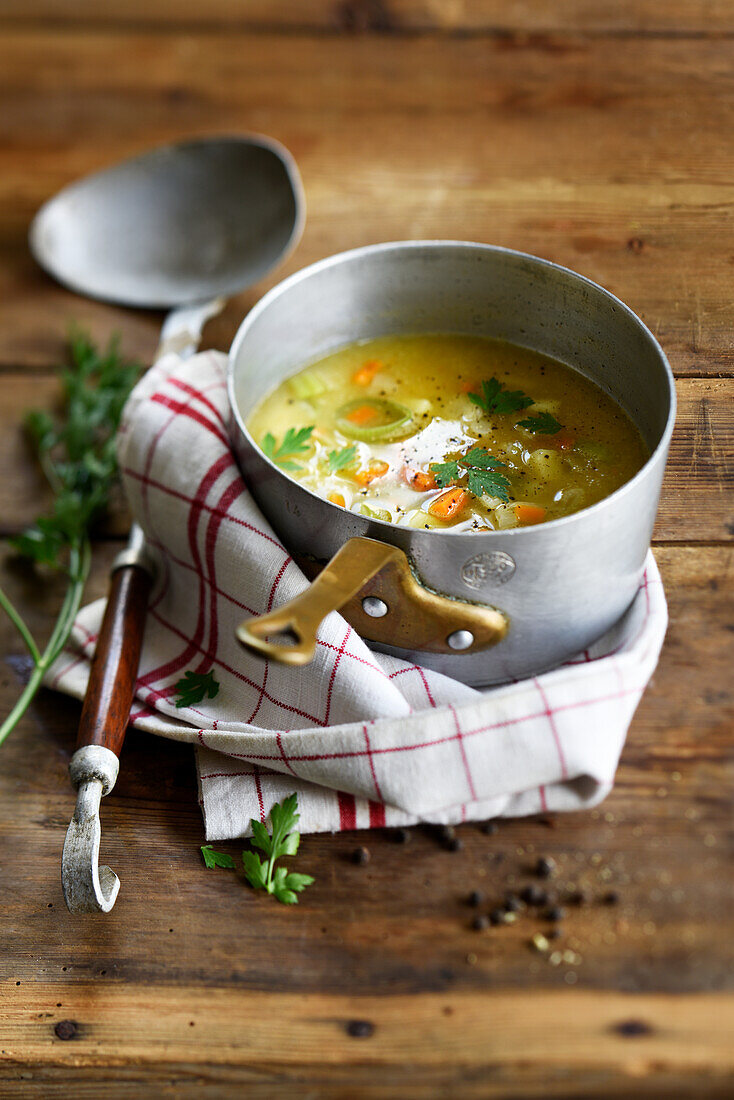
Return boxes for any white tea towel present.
[48,352,667,838]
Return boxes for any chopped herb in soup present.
[247,335,649,531]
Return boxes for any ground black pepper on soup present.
[247,334,649,531]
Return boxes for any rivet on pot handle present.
[236,537,508,666]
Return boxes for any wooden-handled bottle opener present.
[61,527,155,912]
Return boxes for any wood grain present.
[0,31,732,375]
[1,984,733,1100]
[1,0,734,34]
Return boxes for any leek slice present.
[336,398,414,442]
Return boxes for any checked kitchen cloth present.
[48,351,668,839]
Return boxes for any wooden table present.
[1,3,732,1096]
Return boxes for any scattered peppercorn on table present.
[0,3,733,1097]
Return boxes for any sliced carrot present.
[354,459,390,486]
[352,359,383,386]
[407,469,437,491]
[554,431,575,450]
[514,503,546,525]
[428,486,469,520]
[459,379,477,393]
[328,492,345,507]
[536,431,575,451]
[346,403,379,426]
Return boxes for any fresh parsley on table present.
[0,331,140,749]
[201,845,236,869]
[201,793,315,905]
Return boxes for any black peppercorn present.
[472,914,490,931]
[520,884,547,907]
[545,906,566,922]
[352,846,370,865]
[535,856,555,879]
[468,890,484,907]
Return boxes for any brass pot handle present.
[236,537,508,666]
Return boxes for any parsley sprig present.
[0,331,140,749]
[261,426,314,471]
[174,669,220,708]
[202,794,315,905]
[517,411,563,435]
[327,444,358,474]
[468,377,533,416]
[201,845,236,869]
[243,793,315,904]
[431,447,511,503]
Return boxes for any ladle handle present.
[76,530,155,757]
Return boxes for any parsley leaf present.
[517,412,563,435]
[462,447,506,470]
[261,426,314,471]
[174,669,220,708]
[468,377,534,416]
[461,448,511,502]
[327,444,358,473]
[0,330,140,750]
[431,448,511,503]
[242,793,315,904]
[430,459,460,488]
[201,846,236,869]
[466,468,511,501]
[241,850,268,889]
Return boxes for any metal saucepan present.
[228,241,675,687]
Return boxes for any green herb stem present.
[0,584,41,664]
[0,331,140,750]
[0,537,91,750]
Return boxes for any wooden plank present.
[0,371,729,539]
[0,985,733,1100]
[655,378,734,542]
[0,32,732,374]
[1,0,733,35]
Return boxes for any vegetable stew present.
[247,334,649,531]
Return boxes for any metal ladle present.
[30,135,304,912]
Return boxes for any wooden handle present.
[76,565,153,757]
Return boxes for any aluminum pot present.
[227,241,675,687]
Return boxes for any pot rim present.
[227,239,676,541]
